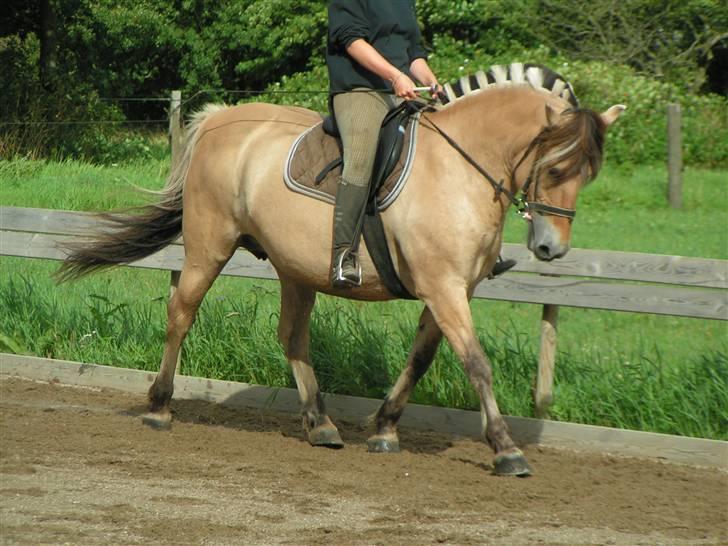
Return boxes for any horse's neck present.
[431,87,549,176]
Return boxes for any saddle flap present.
[284,104,423,212]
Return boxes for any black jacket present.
[326,0,428,93]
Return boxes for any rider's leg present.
[331,90,397,288]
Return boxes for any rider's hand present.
[391,72,418,100]
[430,83,445,102]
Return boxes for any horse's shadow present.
[122,394,458,456]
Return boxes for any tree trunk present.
[39,0,58,90]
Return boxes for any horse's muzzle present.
[527,214,570,261]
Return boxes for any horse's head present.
[521,104,624,261]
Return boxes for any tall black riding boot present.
[331,181,370,288]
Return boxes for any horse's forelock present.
[535,108,606,183]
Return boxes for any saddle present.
[284,101,431,299]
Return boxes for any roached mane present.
[440,62,579,108]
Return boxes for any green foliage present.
[542,53,728,167]
[2,0,726,165]
[536,56,726,167]
[259,62,330,113]
[530,0,728,93]
[1,0,329,162]
[0,31,169,162]
[417,0,538,53]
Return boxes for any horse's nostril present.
[537,244,551,257]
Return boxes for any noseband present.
[422,112,577,220]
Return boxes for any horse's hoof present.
[142,412,171,431]
[308,425,344,449]
[367,436,400,453]
[493,452,532,477]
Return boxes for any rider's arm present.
[346,39,418,99]
[409,58,440,90]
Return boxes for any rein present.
[420,111,577,220]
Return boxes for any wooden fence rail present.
[2,205,726,418]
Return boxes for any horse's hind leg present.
[368,306,442,453]
[143,235,236,429]
[278,278,344,448]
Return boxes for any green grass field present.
[1,157,726,440]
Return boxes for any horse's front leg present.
[278,278,344,448]
[423,285,532,476]
[368,306,442,453]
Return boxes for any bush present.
[418,0,538,53]
[0,31,171,163]
[549,55,728,167]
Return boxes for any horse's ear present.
[544,104,558,126]
[601,104,626,127]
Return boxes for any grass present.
[0,157,170,211]
[1,156,727,440]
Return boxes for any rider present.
[326,0,441,288]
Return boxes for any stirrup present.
[489,256,517,278]
[331,249,362,288]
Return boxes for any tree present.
[529,0,728,92]
[39,0,58,90]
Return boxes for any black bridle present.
[421,111,577,220]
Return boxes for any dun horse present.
[59,64,624,476]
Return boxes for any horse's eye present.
[548,167,561,179]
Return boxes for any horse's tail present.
[56,104,226,282]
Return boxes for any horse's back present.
[199,102,322,135]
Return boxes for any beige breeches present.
[333,90,400,188]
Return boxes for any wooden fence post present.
[169,90,182,170]
[535,304,559,418]
[667,103,682,209]
[169,90,183,375]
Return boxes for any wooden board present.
[475,273,727,320]
[0,231,277,280]
[2,353,725,469]
[502,243,727,289]
[2,230,725,319]
[3,206,726,288]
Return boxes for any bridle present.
[421,111,577,221]
[510,135,577,220]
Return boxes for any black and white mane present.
[440,62,579,108]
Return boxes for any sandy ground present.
[0,377,726,545]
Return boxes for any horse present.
[58,63,624,476]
